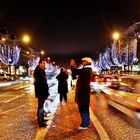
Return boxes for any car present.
[19,75,32,81]
[118,75,140,93]
[103,75,119,89]
[90,74,107,94]
[0,73,14,81]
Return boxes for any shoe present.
[39,123,47,128]
[44,111,51,117]
[78,126,88,130]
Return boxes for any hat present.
[82,57,92,63]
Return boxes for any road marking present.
[35,94,59,140]
[89,108,110,140]
[34,128,48,140]
[0,84,29,92]
[3,94,24,103]
[0,85,20,90]
[0,105,26,115]
[14,85,30,90]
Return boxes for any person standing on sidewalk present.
[33,59,49,127]
[70,57,93,130]
[56,67,68,102]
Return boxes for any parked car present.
[0,73,14,81]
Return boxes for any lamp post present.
[112,32,122,73]
[40,50,45,59]
[21,34,32,76]
[0,32,32,78]
[112,32,138,73]
[22,34,30,44]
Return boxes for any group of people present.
[33,57,93,130]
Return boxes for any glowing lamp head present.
[22,35,30,44]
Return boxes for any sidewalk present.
[37,89,100,140]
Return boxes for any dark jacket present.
[56,71,68,94]
[33,65,49,98]
[71,65,93,105]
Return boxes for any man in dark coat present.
[56,67,68,102]
[33,59,49,127]
[70,57,93,130]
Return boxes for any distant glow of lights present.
[137,97,140,103]
[26,51,30,54]
[1,37,6,41]
[40,51,44,55]
[28,56,40,70]
[90,82,107,90]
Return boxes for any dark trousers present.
[60,92,67,102]
[78,105,90,127]
[37,98,45,125]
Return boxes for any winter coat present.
[71,65,93,105]
[56,71,68,94]
[33,65,49,98]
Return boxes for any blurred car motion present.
[91,74,140,94]
[102,75,140,125]
[90,74,108,93]
[103,75,119,89]
[118,75,140,93]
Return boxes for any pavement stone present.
[44,89,100,140]
[0,83,100,140]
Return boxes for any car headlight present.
[137,97,140,103]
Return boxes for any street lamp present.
[0,32,33,78]
[112,32,120,40]
[112,31,138,72]
[20,34,32,76]
[22,34,30,44]
[39,50,45,60]
[40,50,45,56]
[46,57,50,63]
[1,37,6,42]
[112,32,122,68]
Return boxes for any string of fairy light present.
[0,44,21,65]
[0,29,138,73]
[95,38,137,70]
[0,40,137,71]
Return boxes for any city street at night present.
[0,79,140,140]
[1,1,140,139]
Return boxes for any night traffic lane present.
[0,81,37,140]
[90,93,140,140]
[0,80,140,139]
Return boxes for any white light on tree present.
[0,45,21,65]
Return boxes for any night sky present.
[0,0,140,68]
